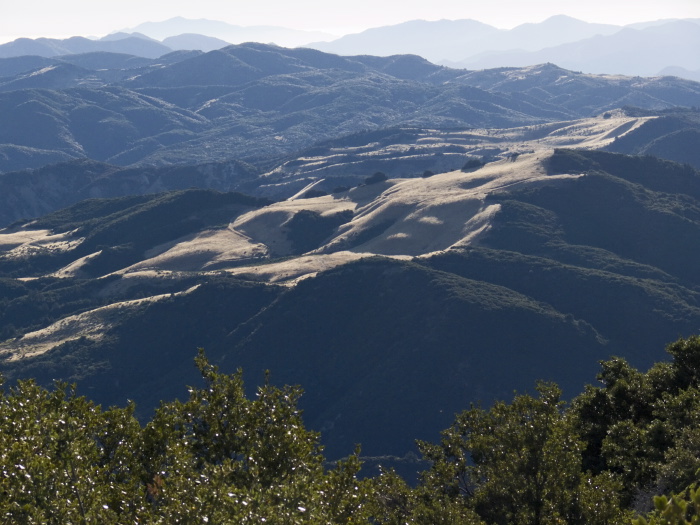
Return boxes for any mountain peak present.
[101,32,158,43]
[542,14,587,23]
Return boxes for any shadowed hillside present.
[3,151,700,459]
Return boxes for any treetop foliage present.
[3,338,700,523]
[0,349,368,523]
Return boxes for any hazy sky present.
[2,0,699,42]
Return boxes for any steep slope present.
[604,108,700,169]
[222,257,607,457]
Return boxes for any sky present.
[2,0,699,42]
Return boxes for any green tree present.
[0,352,373,523]
[138,351,371,522]
[0,378,143,523]
[368,467,485,524]
[416,382,627,525]
[634,486,700,525]
[572,337,700,506]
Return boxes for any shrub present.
[365,172,388,185]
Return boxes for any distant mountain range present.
[447,20,700,77]
[0,43,699,176]
[0,35,173,59]
[306,15,700,79]
[0,19,334,58]
[122,17,334,47]
[1,15,700,79]
[307,16,620,62]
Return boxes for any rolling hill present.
[3,149,700,458]
[0,108,658,227]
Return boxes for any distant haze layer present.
[1,0,698,42]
